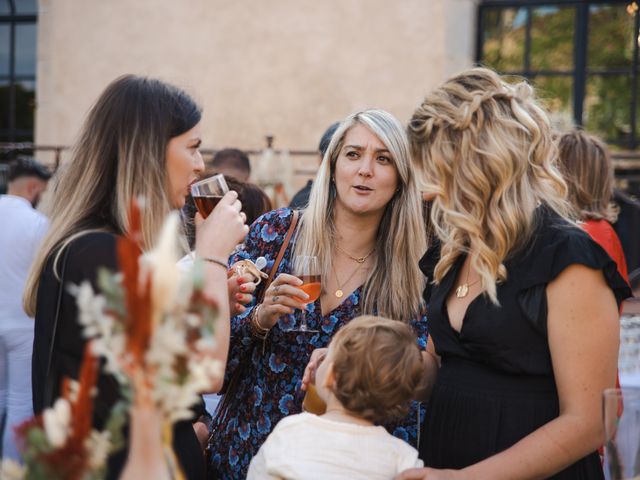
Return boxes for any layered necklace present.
[332,244,375,298]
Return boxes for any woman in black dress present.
[397,68,631,479]
[22,75,250,479]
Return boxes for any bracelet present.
[202,256,229,271]
[250,304,270,339]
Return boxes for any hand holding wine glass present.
[255,273,309,330]
[191,173,229,218]
[194,190,248,260]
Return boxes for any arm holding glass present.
[194,189,249,393]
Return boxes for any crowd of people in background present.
[0,66,634,480]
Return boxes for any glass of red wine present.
[190,174,229,218]
[291,255,321,333]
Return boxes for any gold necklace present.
[455,261,481,298]
[335,243,375,264]
[332,260,367,298]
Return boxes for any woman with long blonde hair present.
[209,109,427,479]
[24,75,249,479]
[397,68,630,480]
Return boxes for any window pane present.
[15,80,35,139]
[15,23,36,76]
[0,0,10,15]
[0,81,35,142]
[530,7,574,71]
[531,75,573,123]
[0,80,10,137]
[585,75,632,146]
[0,25,9,76]
[14,0,37,15]
[588,5,635,70]
[481,7,526,72]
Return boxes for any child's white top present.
[247,412,423,479]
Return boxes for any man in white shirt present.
[0,158,50,461]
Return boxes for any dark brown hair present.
[329,315,424,424]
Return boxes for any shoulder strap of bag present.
[208,210,300,440]
[43,245,71,407]
[258,209,299,303]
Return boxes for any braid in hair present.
[407,67,570,304]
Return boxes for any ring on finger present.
[273,285,280,294]
[272,295,279,303]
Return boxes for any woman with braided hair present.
[396,68,631,480]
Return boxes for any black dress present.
[32,232,206,480]
[419,207,631,479]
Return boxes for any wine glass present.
[190,174,229,218]
[603,387,640,479]
[291,255,321,333]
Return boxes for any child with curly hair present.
[247,315,425,479]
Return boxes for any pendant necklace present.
[455,261,481,298]
[333,260,367,298]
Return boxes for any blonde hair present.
[408,67,571,303]
[557,129,616,222]
[294,109,426,321]
[24,75,201,316]
[329,315,424,423]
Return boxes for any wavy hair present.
[407,67,570,303]
[557,128,616,222]
[294,109,426,321]
[24,75,201,316]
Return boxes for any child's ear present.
[322,362,337,389]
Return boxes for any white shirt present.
[247,412,423,480]
[0,195,48,329]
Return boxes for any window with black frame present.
[0,0,37,143]
[477,0,639,150]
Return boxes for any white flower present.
[72,282,109,336]
[0,459,26,479]
[142,212,182,325]
[86,430,112,470]
[43,398,71,448]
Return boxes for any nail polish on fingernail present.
[240,285,247,292]
[237,278,244,285]
[235,293,242,300]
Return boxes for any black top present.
[418,206,631,477]
[289,180,313,210]
[33,232,205,480]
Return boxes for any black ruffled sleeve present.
[419,239,441,305]
[516,222,631,335]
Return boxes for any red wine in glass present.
[190,174,228,218]
[193,195,223,219]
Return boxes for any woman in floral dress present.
[208,109,428,478]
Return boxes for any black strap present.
[42,245,71,407]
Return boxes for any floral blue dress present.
[208,208,428,479]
